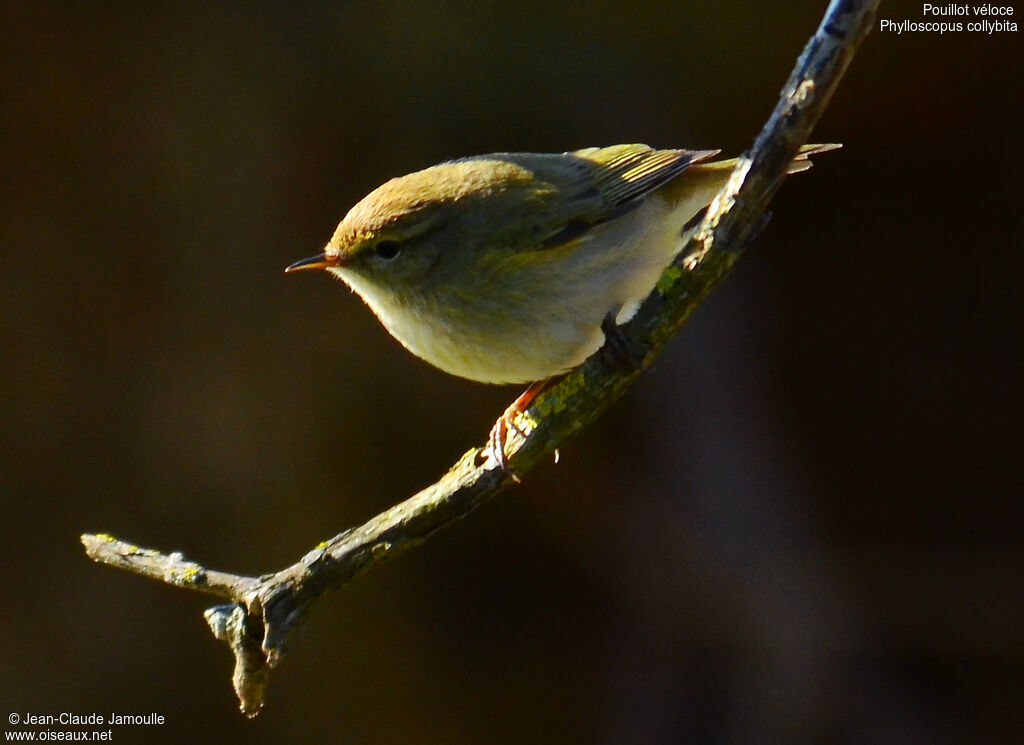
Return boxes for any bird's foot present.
[485,379,548,481]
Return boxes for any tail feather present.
[665,142,841,233]
[786,143,842,174]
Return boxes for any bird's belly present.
[379,294,608,385]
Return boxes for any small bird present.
[288,143,837,464]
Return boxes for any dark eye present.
[374,240,401,260]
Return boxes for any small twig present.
[82,0,879,717]
[81,534,259,599]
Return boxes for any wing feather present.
[571,144,720,211]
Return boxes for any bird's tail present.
[785,142,843,174]
[665,143,842,224]
[693,143,842,176]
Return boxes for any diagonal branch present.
[81,0,879,717]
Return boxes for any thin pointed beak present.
[285,252,344,273]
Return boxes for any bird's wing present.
[570,144,720,214]
[522,145,720,249]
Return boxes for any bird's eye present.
[374,240,401,260]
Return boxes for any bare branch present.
[82,0,880,717]
[81,533,258,599]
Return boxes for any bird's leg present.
[486,312,644,477]
[600,311,645,371]
[487,378,549,481]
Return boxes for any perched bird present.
[288,143,838,466]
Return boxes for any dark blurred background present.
[2,1,1021,743]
